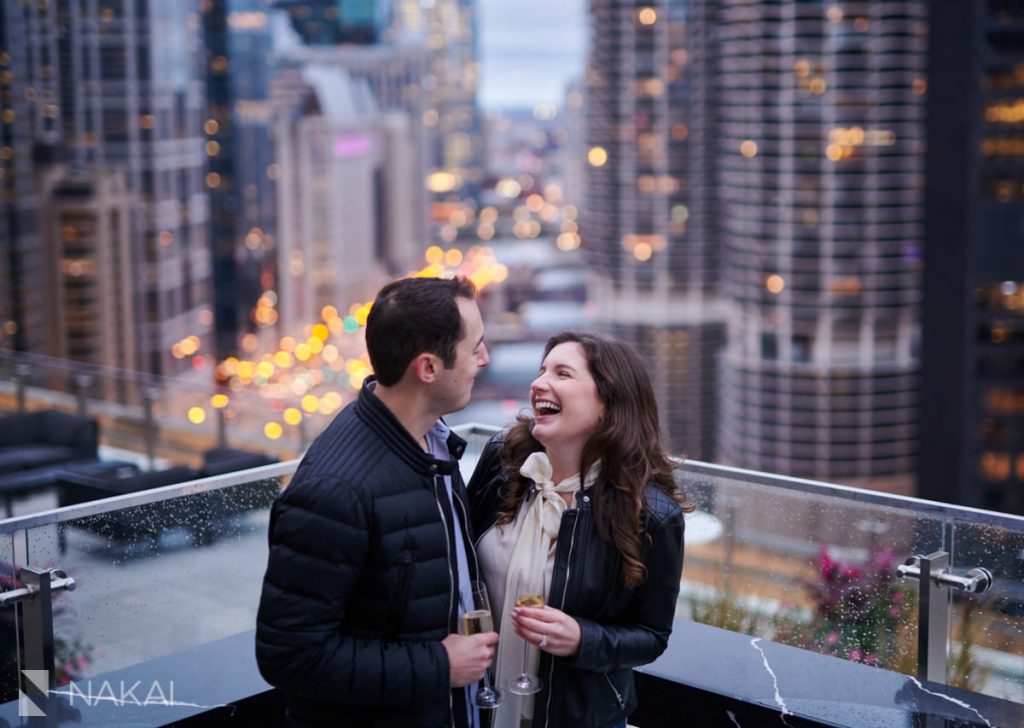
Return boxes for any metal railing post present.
[14,363,32,413]
[73,374,94,417]
[917,551,948,683]
[217,407,227,448]
[20,567,56,676]
[897,551,993,684]
[142,386,158,470]
[3,566,77,725]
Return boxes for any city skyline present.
[1,1,1022,517]
[1,3,1023,722]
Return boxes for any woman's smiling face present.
[529,342,605,453]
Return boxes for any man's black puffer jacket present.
[256,379,476,727]
[468,434,685,728]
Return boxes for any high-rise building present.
[40,166,136,373]
[228,2,279,326]
[0,0,58,354]
[2,1,214,376]
[203,0,276,360]
[716,1,927,493]
[77,1,213,377]
[272,66,416,334]
[273,39,431,269]
[920,3,1024,515]
[393,0,485,199]
[584,0,725,458]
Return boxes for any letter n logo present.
[19,669,48,717]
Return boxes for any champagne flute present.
[508,569,544,695]
[464,580,504,709]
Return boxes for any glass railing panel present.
[677,467,946,680]
[950,517,1024,703]
[22,477,283,683]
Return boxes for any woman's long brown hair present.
[497,331,692,589]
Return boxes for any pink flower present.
[840,565,862,581]
[889,606,901,618]
[849,649,862,662]
[58,662,75,684]
[76,654,89,670]
[819,546,835,579]
[826,632,840,645]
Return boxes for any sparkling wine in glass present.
[465,581,503,709]
[462,608,494,635]
[508,570,544,696]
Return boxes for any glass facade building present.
[3,0,213,377]
[584,0,726,459]
[716,1,926,490]
[0,1,55,355]
[203,0,276,359]
[921,2,1024,516]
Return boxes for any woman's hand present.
[511,604,581,657]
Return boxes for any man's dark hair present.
[365,276,477,386]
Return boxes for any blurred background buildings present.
[920,1,1024,516]
[1,0,1023,516]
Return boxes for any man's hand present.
[442,632,499,688]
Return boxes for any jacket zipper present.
[386,551,414,638]
[432,473,457,723]
[542,506,582,728]
[604,674,625,711]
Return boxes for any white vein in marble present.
[726,709,742,727]
[750,637,793,727]
[909,677,992,728]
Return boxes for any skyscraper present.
[716,1,926,493]
[920,3,1024,515]
[0,0,57,355]
[2,1,214,377]
[272,65,417,334]
[273,39,431,269]
[584,0,725,458]
[393,0,485,199]
[203,0,276,360]
[40,165,136,373]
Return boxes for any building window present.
[976,281,1024,311]
[793,335,811,363]
[981,451,1011,481]
[988,388,1024,414]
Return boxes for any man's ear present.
[412,352,440,384]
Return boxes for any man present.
[256,276,498,727]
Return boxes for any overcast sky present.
[477,0,588,110]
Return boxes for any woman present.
[468,331,689,728]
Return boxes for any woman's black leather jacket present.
[467,435,685,728]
